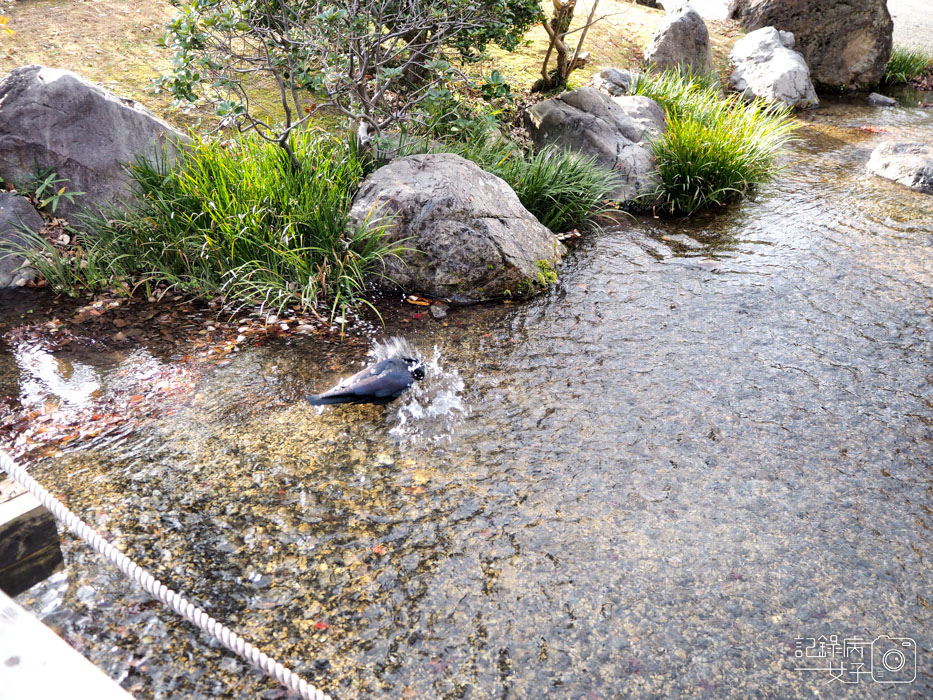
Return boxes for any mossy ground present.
[1,0,743,130]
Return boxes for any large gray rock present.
[348,153,565,304]
[734,0,893,89]
[644,3,712,74]
[0,65,189,221]
[0,192,42,288]
[866,142,933,194]
[525,87,666,203]
[729,27,818,108]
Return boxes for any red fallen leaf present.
[372,545,386,556]
[412,312,424,320]
[858,125,887,133]
[128,394,145,404]
[314,621,329,630]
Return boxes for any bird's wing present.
[315,358,412,400]
[332,366,413,398]
[327,362,382,391]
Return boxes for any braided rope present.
[1,450,332,700]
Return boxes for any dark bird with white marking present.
[308,337,425,406]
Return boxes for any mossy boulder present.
[348,153,565,304]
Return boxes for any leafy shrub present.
[631,69,798,215]
[27,166,85,213]
[162,0,543,152]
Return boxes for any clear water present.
[3,93,932,699]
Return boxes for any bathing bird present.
[308,337,425,406]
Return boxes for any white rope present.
[0,450,332,700]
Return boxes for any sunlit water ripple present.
[4,92,932,699]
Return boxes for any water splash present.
[389,344,467,444]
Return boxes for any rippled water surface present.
[3,95,932,699]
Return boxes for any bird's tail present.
[307,393,353,406]
[307,393,394,406]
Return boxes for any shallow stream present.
[3,92,932,699]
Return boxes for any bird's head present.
[376,336,425,381]
[405,357,426,381]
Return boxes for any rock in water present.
[729,27,819,108]
[867,92,897,107]
[866,142,933,194]
[348,153,565,304]
[0,65,190,221]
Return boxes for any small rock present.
[430,303,449,320]
[867,92,897,107]
[0,191,43,288]
[592,67,636,96]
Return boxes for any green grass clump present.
[883,45,933,84]
[630,69,798,215]
[11,131,399,316]
[468,140,619,232]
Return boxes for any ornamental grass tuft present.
[9,131,400,316]
[631,68,799,215]
[883,45,933,84]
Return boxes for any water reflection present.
[14,343,102,407]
